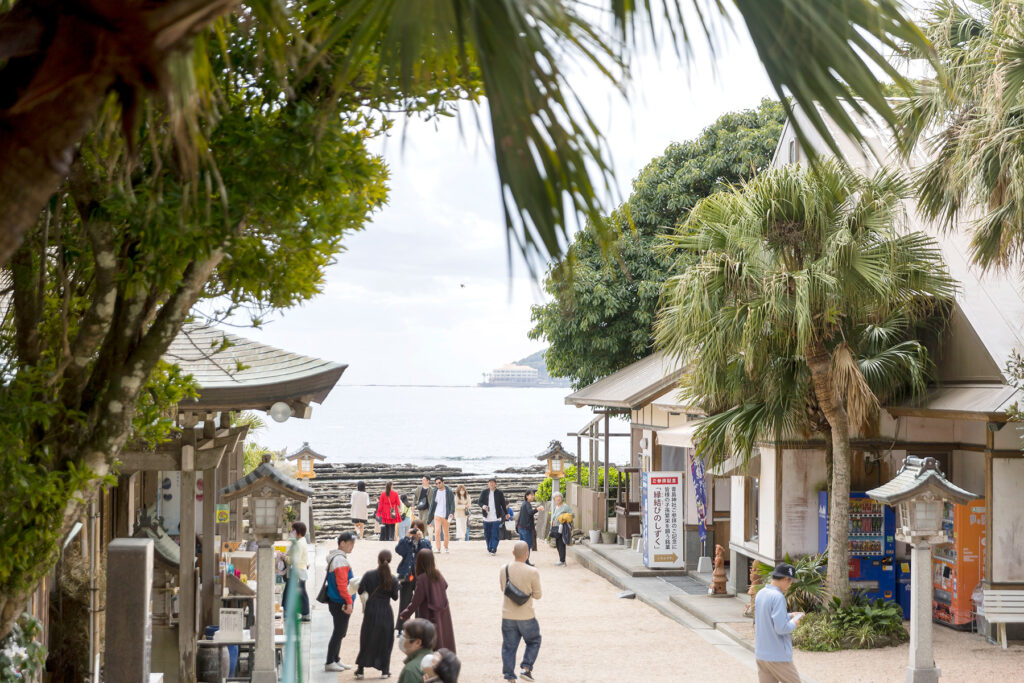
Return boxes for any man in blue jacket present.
[754,562,805,683]
[324,531,357,672]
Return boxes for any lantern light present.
[269,401,292,423]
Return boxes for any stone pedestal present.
[251,538,278,683]
[105,539,154,683]
[906,541,940,683]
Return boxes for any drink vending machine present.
[932,498,986,628]
[818,491,897,603]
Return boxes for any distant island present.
[480,349,572,388]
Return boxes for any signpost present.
[641,471,684,569]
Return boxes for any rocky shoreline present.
[309,462,548,540]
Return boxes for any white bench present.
[982,589,1024,649]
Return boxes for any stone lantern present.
[219,455,312,683]
[285,442,327,480]
[536,440,574,479]
[866,456,976,683]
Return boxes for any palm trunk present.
[806,341,853,605]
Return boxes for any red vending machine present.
[932,498,986,628]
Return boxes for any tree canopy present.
[530,100,785,388]
[655,161,956,602]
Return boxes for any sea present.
[257,385,630,474]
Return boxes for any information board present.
[641,471,684,569]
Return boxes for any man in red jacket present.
[325,531,356,672]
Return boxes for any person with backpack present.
[498,541,542,681]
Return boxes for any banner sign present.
[641,471,684,569]
[688,448,708,543]
[216,504,230,524]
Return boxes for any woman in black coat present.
[355,549,400,678]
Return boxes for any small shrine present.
[284,442,327,479]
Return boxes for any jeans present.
[501,618,541,679]
[326,601,351,665]
[396,517,411,538]
[516,528,533,547]
[484,521,501,553]
[282,576,309,617]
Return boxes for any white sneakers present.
[324,661,351,672]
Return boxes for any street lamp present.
[536,439,574,479]
[219,454,312,683]
[866,456,977,683]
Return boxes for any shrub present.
[0,613,46,680]
[794,596,908,651]
[536,464,620,502]
[754,552,827,613]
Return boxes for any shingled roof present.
[866,456,977,506]
[166,324,346,413]
[285,442,328,462]
[219,460,314,502]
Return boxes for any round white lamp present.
[269,401,292,423]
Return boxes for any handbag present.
[315,572,330,604]
[503,565,530,606]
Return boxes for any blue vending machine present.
[818,491,897,603]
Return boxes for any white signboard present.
[641,471,684,569]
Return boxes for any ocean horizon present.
[257,385,631,474]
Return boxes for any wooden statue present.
[711,544,728,594]
[743,560,760,616]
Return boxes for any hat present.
[771,562,796,579]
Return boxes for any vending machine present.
[932,498,986,628]
[818,491,897,603]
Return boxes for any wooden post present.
[179,428,198,683]
[200,416,218,630]
[604,413,611,532]
[576,434,583,485]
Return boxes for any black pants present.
[282,577,309,617]
[326,601,351,665]
[396,580,414,633]
[555,535,567,563]
[381,523,396,541]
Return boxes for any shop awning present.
[709,453,760,477]
[658,423,700,449]
[564,351,685,409]
[886,383,1021,421]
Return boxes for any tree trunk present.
[805,341,853,605]
[824,427,834,496]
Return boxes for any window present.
[745,477,760,542]
[788,139,799,164]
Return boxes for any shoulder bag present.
[503,565,531,606]
[315,570,330,604]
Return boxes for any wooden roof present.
[167,324,346,413]
[285,442,328,461]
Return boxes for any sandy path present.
[318,537,752,682]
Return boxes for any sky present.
[240,17,777,386]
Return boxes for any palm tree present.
[0,0,933,271]
[655,161,956,603]
[897,0,1024,270]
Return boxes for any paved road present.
[304,537,755,682]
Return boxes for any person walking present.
[516,490,541,560]
[549,491,573,566]
[415,475,434,522]
[397,618,436,683]
[398,548,457,652]
[351,481,370,539]
[754,562,805,683]
[378,481,402,541]
[354,549,400,679]
[478,478,510,556]
[429,477,456,553]
[396,493,413,539]
[324,531,357,672]
[454,485,471,541]
[282,521,311,621]
[395,519,431,634]
[499,541,542,682]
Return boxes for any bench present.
[983,589,1024,648]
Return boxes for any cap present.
[771,562,796,579]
